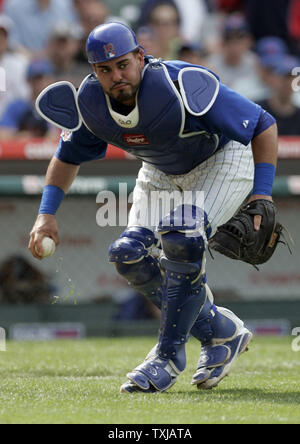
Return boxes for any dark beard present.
[110,83,140,106]
[114,89,135,104]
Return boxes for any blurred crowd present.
[0,0,299,139]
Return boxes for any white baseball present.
[39,237,56,258]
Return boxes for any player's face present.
[93,50,145,106]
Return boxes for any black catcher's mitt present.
[209,199,284,267]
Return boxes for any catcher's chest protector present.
[77,62,220,174]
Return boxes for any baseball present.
[38,237,56,258]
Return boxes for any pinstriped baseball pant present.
[128,140,254,240]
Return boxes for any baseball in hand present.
[38,237,56,258]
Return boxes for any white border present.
[178,67,220,117]
[35,81,82,131]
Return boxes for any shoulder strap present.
[178,67,219,116]
[35,81,82,131]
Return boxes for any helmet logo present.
[104,43,116,59]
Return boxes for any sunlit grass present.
[0,337,299,424]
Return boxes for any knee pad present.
[158,205,210,280]
[158,204,212,239]
[109,226,158,264]
[158,204,211,262]
[109,227,161,288]
[160,231,205,263]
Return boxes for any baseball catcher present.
[28,22,284,393]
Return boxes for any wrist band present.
[252,162,276,196]
[39,185,65,215]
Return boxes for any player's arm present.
[248,121,278,230]
[28,124,108,260]
[28,157,80,260]
[202,84,278,230]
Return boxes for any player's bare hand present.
[247,194,273,231]
[28,214,59,260]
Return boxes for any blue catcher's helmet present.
[86,22,139,64]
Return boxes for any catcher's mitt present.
[209,199,285,267]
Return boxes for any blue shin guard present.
[112,221,251,393]
[125,264,207,392]
[124,205,209,393]
[156,258,206,371]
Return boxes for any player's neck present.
[110,98,136,116]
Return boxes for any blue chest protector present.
[77,61,220,175]
[36,60,261,175]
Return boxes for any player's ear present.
[137,47,145,68]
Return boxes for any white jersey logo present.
[243,120,249,128]
[61,129,73,142]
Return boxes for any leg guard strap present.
[191,304,239,346]
[127,359,180,392]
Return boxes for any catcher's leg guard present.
[110,225,242,348]
[108,227,162,307]
[124,205,209,393]
[191,307,253,389]
[190,290,239,345]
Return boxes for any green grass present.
[0,336,299,424]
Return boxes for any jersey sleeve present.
[201,83,262,146]
[55,123,108,165]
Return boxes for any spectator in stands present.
[0,255,51,304]
[4,0,77,56]
[139,0,209,44]
[136,26,162,59]
[47,23,90,88]
[214,0,244,14]
[288,0,300,56]
[0,59,56,140]
[258,55,300,136]
[0,15,30,119]
[75,0,109,31]
[244,0,295,54]
[74,0,109,64]
[206,14,260,91]
[256,36,289,68]
[177,42,208,66]
[140,1,183,60]
[235,36,289,101]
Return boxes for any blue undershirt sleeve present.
[201,83,262,146]
[252,109,276,138]
[55,123,108,165]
